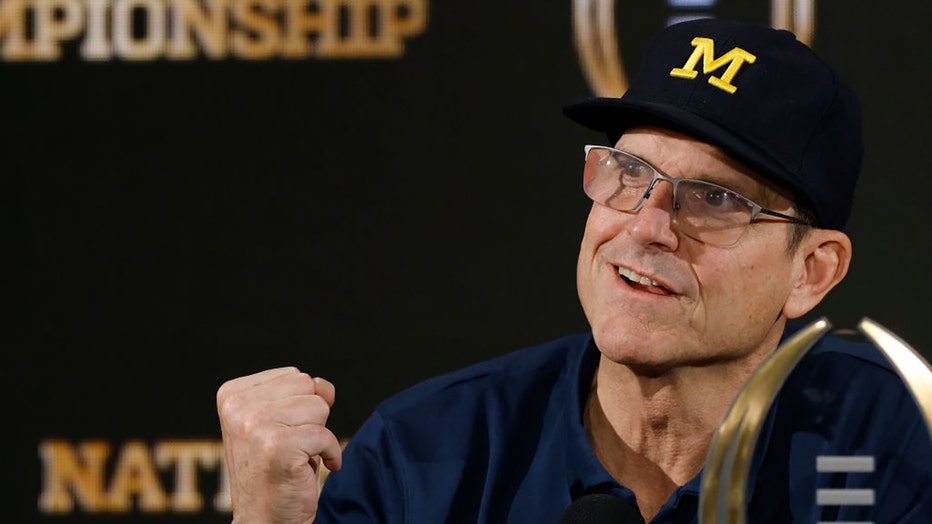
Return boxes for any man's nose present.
[626,180,679,251]
[640,177,678,209]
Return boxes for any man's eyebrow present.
[686,171,728,186]
[690,166,774,202]
[624,146,768,201]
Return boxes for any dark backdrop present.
[10,0,932,521]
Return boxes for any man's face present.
[577,127,803,373]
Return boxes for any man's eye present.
[689,185,744,210]
[678,182,749,219]
[704,188,729,207]
[621,162,652,180]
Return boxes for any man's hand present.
[217,367,342,524]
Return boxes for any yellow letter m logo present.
[669,37,757,94]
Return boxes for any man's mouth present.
[617,266,674,295]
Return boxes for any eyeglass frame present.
[582,145,811,245]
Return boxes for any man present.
[216,18,931,523]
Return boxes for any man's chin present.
[592,329,673,371]
[598,350,678,377]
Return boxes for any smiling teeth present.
[618,267,659,287]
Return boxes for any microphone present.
[558,493,645,523]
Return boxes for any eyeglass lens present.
[583,146,757,245]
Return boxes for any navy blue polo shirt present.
[317,329,932,523]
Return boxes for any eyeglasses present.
[582,145,810,246]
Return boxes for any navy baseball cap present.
[564,18,863,230]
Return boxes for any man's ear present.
[783,229,852,319]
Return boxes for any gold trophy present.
[699,318,932,523]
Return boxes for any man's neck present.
[583,342,778,521]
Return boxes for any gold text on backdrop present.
[38,439,232,514]
[0,0,427,61]
[38,437,350,514]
